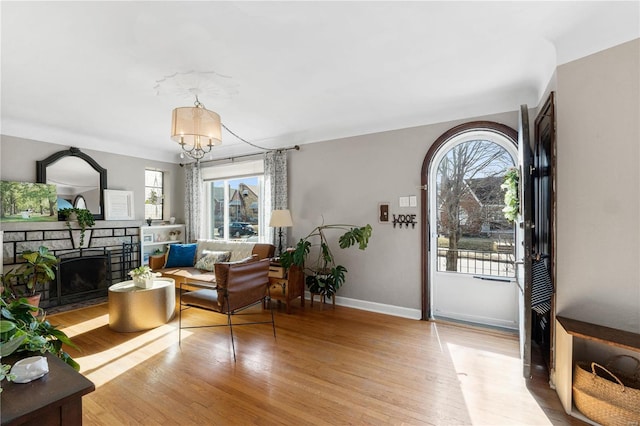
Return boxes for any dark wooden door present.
[518,104,534,378]
[532,92,556,366]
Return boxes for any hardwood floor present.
[48,300,585,425]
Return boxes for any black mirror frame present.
[36,147,107,220]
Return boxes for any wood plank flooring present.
[48,300,585,425]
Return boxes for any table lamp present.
[269,209,293,256]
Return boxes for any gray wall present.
[289,111,518,311]
[555,38,640,333]
[2,39,637,331]
[0,136,185,224]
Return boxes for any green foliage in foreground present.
[0,296,79,389]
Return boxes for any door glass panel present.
[435,139,515,277]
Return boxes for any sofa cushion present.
[162,267,216,283]
[196,240,256,262]
[193,250,231,271]
[164,243,197,268]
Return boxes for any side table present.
[108,278,175,332]
[1,353,95,426]
[268,264,305,314]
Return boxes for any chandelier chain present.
[221,123,270,151]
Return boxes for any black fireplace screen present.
[49,249,112,306]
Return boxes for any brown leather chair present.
[178,257,275,361]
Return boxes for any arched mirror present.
[37,147,107,220]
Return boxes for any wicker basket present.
[573,361,640,425]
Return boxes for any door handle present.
[472,275,512,283]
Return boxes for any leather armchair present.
[178,258,275,361]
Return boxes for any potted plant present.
[128,265,160,289]
[280,222,372,300]
[60,207,96,247]
[0,296,79,388]
[2,246,59,306]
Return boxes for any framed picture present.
[143,234,154,242]
[0,181,59,222]
[104,190,134,220]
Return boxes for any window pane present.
[144,170,163,220]
[225,177,260,240]
[210,181,224,238]
[206,176,262,241]
[435,140,515,277]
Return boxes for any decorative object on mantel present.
[128,265,160,289]
[60,207,95,247]
[280,221,372,301]
[104,189,135,220]
[168,230,182,240]
[501,167,519,222]
[269,209,293,256]
[36,146,107,220]
[146,218,153,226]
[171,95,222,160]
[0,181,58,222]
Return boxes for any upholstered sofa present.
[150,240,275,290]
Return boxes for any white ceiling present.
[2,1,639,163]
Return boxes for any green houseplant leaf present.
[59,207,95,247]
[280,222,372,299]
[0,297,79,371]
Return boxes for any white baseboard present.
[304,291,422,320]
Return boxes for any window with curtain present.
[201,160,265,241]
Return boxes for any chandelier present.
[171,96,221,160]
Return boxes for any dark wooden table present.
[1,353,95,426]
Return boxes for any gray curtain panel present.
[184,162,202,243]
[264,150,289,248]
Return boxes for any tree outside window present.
[436,140,514,274]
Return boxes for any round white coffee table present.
[108,278,175,332]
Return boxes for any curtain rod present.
[179,145,300,167]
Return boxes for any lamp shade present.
[269,209,293,227]
[171,106,222,148]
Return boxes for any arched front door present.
[421,122,519,329]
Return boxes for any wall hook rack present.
[393,214,417,229]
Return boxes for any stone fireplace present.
[1,220,142,309]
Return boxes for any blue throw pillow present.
[164,243,197,268]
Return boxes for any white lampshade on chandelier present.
[171,96,222,160]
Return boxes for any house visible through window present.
[201,160,264,241]
[145,169,164,220]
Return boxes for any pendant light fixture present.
[171,96,221,160]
